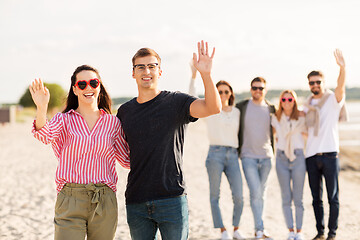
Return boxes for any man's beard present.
[311,89,320,95]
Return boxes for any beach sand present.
[0,119,359,240]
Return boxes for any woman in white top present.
[207,81,244,240]
[189,72,244,240]
[271,90,307,240]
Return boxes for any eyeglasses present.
[133,63,159,71]
[219,90,230,95]
[251,86,264,91]
[281,97,294,103]
[75,79,100,90]
[309,80,322,86]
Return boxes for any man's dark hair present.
[307,70,324,80]
[251,77,266,87]
[132,48,161,66]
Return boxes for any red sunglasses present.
[281,97,294,103]
[75,79,100,90]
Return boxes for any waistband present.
[315,152,338,156]
[210,145,238,150]
[61,183,113,197]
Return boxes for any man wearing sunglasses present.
[235,77,275,239]
[117,41,221,240]
[304,49,346,240]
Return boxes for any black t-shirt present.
[117,91,198,204]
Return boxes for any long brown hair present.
[275,90,300,121]
[63,65,112,114]
[216,80,235,106]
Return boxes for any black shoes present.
[312,234,325,240]
[312,233,336,240]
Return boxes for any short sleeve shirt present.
[117,91,197,204]
[305,92,345,158]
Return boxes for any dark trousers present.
[306,152,340,237]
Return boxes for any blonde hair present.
[275,90,300,121]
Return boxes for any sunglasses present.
[309,80,322,86]
[75,79,100,90]
[281,97,294,103]
[251,86,264,91]
[219,90,230,95]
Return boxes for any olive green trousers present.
[54,183,118,240]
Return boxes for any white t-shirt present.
[271,114,306,151]
[304,92,345,158]
[205,107,240,148]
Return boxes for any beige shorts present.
[54,183,118,240]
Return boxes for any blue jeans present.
[276,149,306,230]
[205,145,244,228]
[241,157,272,231]
[306,152,340,237]
[126,195,188,240]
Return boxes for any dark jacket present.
[235,99,276,155]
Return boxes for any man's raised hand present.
[192,40,215,75]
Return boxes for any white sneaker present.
[233,229,245,239]
[295,232,304,240]
[287,231,296,240]
[221,230,232,240]
[255,230,273,240]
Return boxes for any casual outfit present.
[32,109,130,240]
[236,99,275,235]
[304,91,345,238]
[271,114,306,234]
[205,107,244,233]
[117,91,197,240]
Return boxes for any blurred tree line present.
[112,87,360,105]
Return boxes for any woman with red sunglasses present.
[29,65,130,240]
[271,90,307,240]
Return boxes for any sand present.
[0,119,359,240]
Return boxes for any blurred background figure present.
[272,90,307,240]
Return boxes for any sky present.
[1,0,360,104]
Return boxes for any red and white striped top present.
[32,109,130,193]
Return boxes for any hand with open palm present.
[334,49,345,68]
[192,40,215,75]
[29,78,50,110]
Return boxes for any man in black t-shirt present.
[117,41,221,240]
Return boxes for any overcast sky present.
[1,0,359,104]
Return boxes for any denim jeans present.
[126,195,188,240]
[241,157,272,231]
[205,145,244,228]
[306,152,340,237]
[276,149,306,230]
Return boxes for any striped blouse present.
[32,109,130,193]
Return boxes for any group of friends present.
[29,41,346,240]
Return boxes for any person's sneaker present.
[287,231,296,240]
[312,233,325,240]
[221,230,232,240]
[233,229,245,239]
[255,230,273,239]
[295,232,304,240]
[326,236,336,240]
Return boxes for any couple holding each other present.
[30,41,221,240]
[191,49,345,240]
